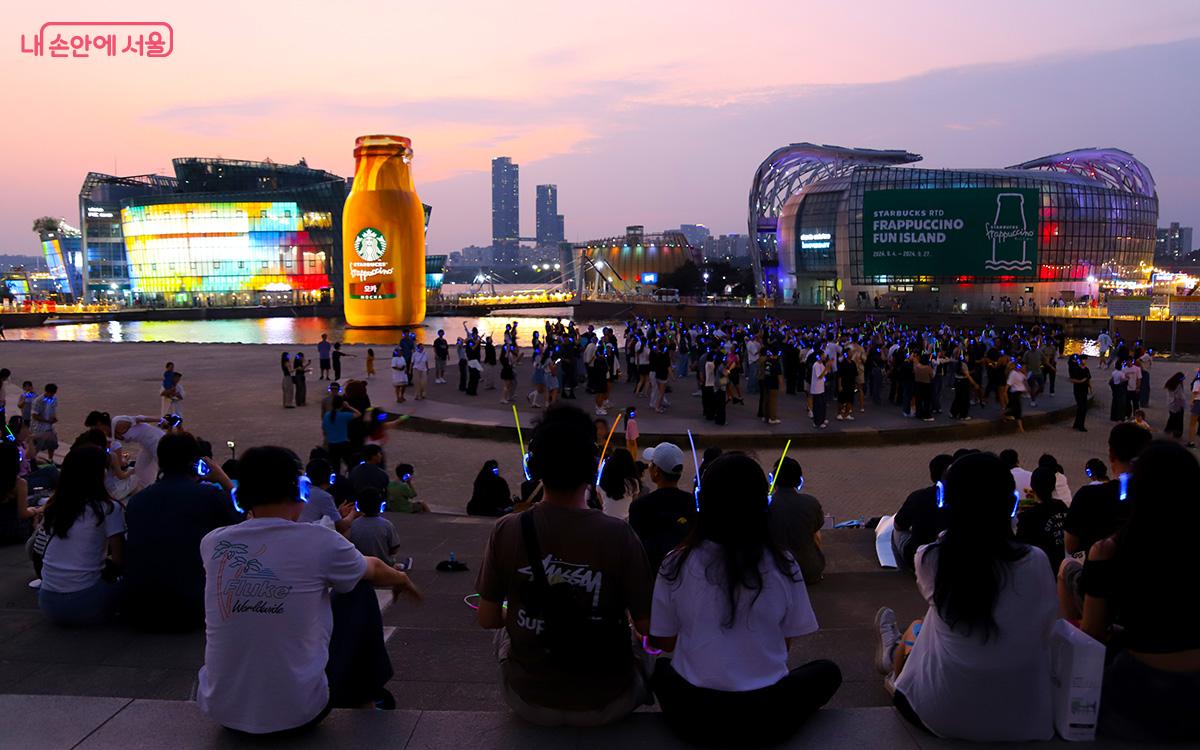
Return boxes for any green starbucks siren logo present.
[354,227,387,262]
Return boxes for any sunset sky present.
[4,1,1200,254]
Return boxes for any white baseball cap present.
[641,442,685,476]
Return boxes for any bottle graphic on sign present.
[342,135,426,327]
[984,193,1033,272]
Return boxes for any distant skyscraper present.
[1156,221,1193,261]
[679,224,710,248]
[536,184,565,248]
[491,157,519,264]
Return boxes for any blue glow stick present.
[1118,472,1129,502]
[687,429,700,511]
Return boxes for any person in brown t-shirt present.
[475,403,653,726]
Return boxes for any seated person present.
[348,445,390,497]
[874,452,1056,742]
[1036,453,1073,503]
[349,488,411,571]
[629,442,696,573]
[38,445,125,626]
[649,453,841,747]
[386,463,428,513]
[466,459,513,517]
[890,454,954,573]
[1,441,41,545]
[475,403,653,726]
[1059,423,1152,617]
[766,457,825,583]
[198,446,421,736]
[1016,466,1068,573]
[1079,441,1200,743]
[123,432,239,631]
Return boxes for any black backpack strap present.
[520,510,550,593]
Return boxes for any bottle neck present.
[353,152,414,191]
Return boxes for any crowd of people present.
[1,325,1197,745]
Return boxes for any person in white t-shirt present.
[648,453,840,746]
[410,343,431,400]
[38,444,126,626]
[809,355,829,428]
[198,446,421,736]
[873,452,1056,742]
[1005,363,1028,431]
[390,348,409,403]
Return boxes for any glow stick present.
[512,405,530,480]
[767,439,792,497]
[687,429,700,510]
[596,413,624,485]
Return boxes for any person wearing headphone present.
[197,445,421,736]
[348,488,412,571]
[766,457,826,584]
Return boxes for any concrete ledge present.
[0,696,1166,750]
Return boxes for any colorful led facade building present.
[750,144,1158,306]
[577,225,701,296]
[36,220,83,299]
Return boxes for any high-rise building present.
[491,157,519,264]
[536,184,565,248]
[1156,222,1193,261]
[679,223,710,248]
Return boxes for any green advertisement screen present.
[862,188,1039,278]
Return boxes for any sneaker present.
[397,557,414,572]
[874,606,901,675]
[836,414,844,421]
[768,418,782,425]
[845,415,855,421]
[373,688,397,711]
[27,578,41,590]
[807,410,814,418]
[922,417,934,422]
[963,416,972,421]
[819,421,829,428]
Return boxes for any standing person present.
[499,343,517,405]
[161,371,184,418]
[473,403,653,727]
[197,446,421,736]
[873,452,1056,742]
[912,354,934,422]
[948,354,974,421]
[1137,347,1152,407]
[483,337,498,391]
[1005,362,1028,432]
[410,343,430,400]
[1109,360,1128,422]
[331,343,354,382]
[456,338,469,392]
[1069,354,1092,432]
[317,334,332,380]
[1096,329,1113,368]
[18,380,35,427]
[280,352,295,408]
[1163,371,1186,439]
[648,453,841,747]
[390,348,408,403]
[809,354,829,429]
[761,348,781,425]
[588,343,610,417]
[1039,338,1058,396]
[836,351,858,421]
[293,353,311,407]
[1188,369,1200,448]
[30,384,60,464]
[543,352,560,406]
[0,368,8,424]
[37,445,126,626]
[365,348,376,378]
[433,329,449,384]
[466,338,483,397]
[322,397,360,473]
[1123,357,1141,416]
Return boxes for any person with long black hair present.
[466,460,512,517]
[1163,371,1186,438]
[280,352,295,408]
[648,453,841,747]
[1079,441,1200,742]
[38,445,125,626]
[873,451,1056,742]
[0,441,40,545]
[596,448,639,520]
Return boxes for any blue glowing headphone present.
[936,480,945,508]
[355,498,388,514]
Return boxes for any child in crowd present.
[161,372,184,417]
[624,406,639,456]
[1130,409,1152,432]
[348,489,411,571]
[365,348,376,378]
[18,380,35,426]
[387,464,428,513]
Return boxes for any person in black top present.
[890,453,954,573]
[1016,467,1068,573]
[433,330,449,384]
[123,432,240,630]
[349,445,390,497]
[628,442,695,573]
[1069,353,1092,432]
[1063,422,1151,556]
[466,459,513,516]
[1077,441,1200,743]
[331,343,354,382]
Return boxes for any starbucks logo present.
[354,227,387,262]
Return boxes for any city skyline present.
[3,2,1200,256]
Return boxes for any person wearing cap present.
[629,441,696,573]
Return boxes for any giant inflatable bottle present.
[342,135,426,326]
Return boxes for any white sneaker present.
[846,415,855,421]
[836,414,844,421]
[768,418,782,425]
[27,578,41,589]
[874,606,901,675]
